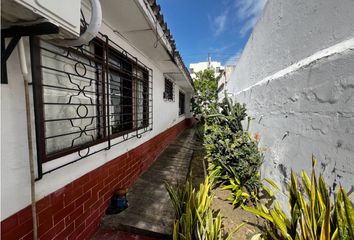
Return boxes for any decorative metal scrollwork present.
[78,147,90,158]
[34,30,153,176]
[123,133,129,140]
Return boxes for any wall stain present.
[282,131,290,140]
[321,161,328,171]
[331,162,337,174]
[331,181,337,194]
[278,163,288,179]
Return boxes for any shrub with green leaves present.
[165,175,234,240]
[206,95,247,133]
[243,157,354,240]
[222,175,250,206]
[195,122,205,141]
[205,125,262,193]
[192,70,218,118]
[204,94,263,202]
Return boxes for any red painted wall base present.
[1,119,193,240]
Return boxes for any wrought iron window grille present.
[179,91,185,116]
[30,32,153,179]
[163,78,174,101]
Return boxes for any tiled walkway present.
[92,127,196,239]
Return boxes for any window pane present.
[33,38,153,163]
[109,70,133,134]
[40,41,103,155]
[179,91,185,115]
[164,78,174,100]
[133,67,149,128]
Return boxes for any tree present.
[192,69,218,118]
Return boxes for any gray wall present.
[226,0,354,203]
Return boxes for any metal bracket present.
[1,22,60,84]
[1,36,21,83]
[1,21,60,38]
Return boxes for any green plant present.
[195,122,205,141]
[202,93,263,206]
[192,70,218,118]
[223,175,250,206]
[222,173,279,207]
[205,124,263,193]
[166,175,233,240]
[206,93,247,133]
[243,157,354,240]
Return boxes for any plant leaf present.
[242,205,273,222]
[264,178,281,191]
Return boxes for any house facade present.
[217,65,236,100]
[189,59,224,79]
[224,0,354,206]
[1,0,193,239]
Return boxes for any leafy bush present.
[223,174,279,207]
[222,174,250,206]
[192,72,263,206]
[206,94,247,132]
[243,157,354,240]
[165,175,234,240]
[204,94,263,201]
[195,122,205,141]
[192,70,218,118]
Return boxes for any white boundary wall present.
[226,0,354,204]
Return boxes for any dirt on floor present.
[189,138,262,240]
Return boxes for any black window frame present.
[163,78,174,101]
[107,47,150,138]
[179,91,185,116]
[30,36,152,164]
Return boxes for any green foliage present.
[166,175,233,240]
[243,157,354,240]
[222,174,278,207]
[206,94,247,132]
[204,97,262,189]
[192,70,218,117]
[192,71,263,207]
[195,122,205,141]
[223,175,250,206]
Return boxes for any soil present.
[189,138,262,240]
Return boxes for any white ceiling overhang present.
[100,0,193,92]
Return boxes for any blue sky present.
[158,0,267,67]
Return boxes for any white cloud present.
[225,50,241,66]
[213,11,228,36]
[236,0,267,35]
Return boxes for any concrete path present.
[93,128,196,239]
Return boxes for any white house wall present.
[1,20,192,220]
[225,0,354,205]
[1,42,33,222]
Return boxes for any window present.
[179,91,185,115]
[107,49,150,136]
[31,36,152,163]
[163,78,174,101]
[190,68,194,74]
